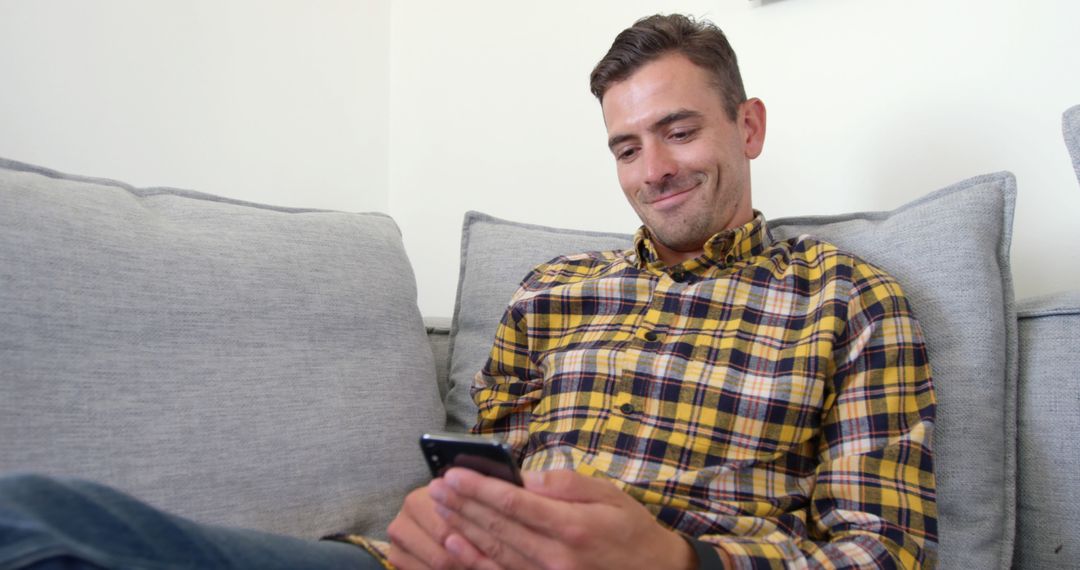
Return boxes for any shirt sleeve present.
[319,535,394,569]
[469,291,544,460]
[698,267,939,569]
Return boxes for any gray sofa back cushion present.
[0,157,444,540]
[425,317,452,401]
[447,172,1017,568]
[1064,105,1080,185]
[444,215,631,432]
[1015,292,1080,569]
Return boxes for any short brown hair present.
[590,14,746,120]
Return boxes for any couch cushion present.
[0,157,443,540]
[425,317,452,401]
[444,214,632,431]
[1064,105,1080,186]
[447,172,1017,569]
[1015,292,1080,569]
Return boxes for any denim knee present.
[0,473,109,513]
[0,473,69,496]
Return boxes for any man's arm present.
[440,287,702,570]
[687,269,939,568]
[469,300,544,452]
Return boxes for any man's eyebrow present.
[607,133,634,151]
[653,109,703,129]
[607,109,704,151]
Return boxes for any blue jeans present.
[0,474,382,569]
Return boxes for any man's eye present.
[670,129,695,141]
[617,148,638,161]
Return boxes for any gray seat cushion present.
[447,172,1017,568]
[0,157,444,540]
[1015,293,1080,569]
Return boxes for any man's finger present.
[443,532,505,570]
[387,516,459,570]
[437,500,547,570]
[521,469,626,503]
[386,546,429,570]
[386,488,462,570]
[440,468,572,537]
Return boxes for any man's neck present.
[654,242,703,268]
[649,209,758,267]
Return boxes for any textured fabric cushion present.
[425,317,452,401]
[444,214,631,431]
[447,172,1017,569]
[0,157,443,540]
[1015,292,1080,569]
[1064,105,1080,185]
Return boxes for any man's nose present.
[643,144,677,187]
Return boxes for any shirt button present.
[670,271,686,282]
[643,331,658,342]
[619,403,635,414]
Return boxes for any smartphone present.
[420,432,524,486]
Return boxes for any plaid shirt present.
[471,214,938,569]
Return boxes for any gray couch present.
[2,106,1078,569]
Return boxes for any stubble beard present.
[640,171,720,254]
[648,211,715,253]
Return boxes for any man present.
[382,14,937,570]
[0,13,936,570]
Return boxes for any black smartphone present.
[420,432,524,486]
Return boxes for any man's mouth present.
[646,178,701,210]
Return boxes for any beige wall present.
[390,0,1080,315]
[0,0,390,211]
[3,1,1078,316]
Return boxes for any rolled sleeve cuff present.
[320,533,394,569]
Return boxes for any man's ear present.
[739,98,767,159]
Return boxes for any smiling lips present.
[644,175,703,211]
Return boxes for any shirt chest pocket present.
[665,354,827,466]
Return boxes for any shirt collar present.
[630,211,772,274]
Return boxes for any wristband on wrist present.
[683,535,725,570]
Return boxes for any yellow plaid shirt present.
[471,214,937,569]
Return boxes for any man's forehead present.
[600,54,719,132]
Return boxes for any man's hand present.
[386,484,469,570]
[427,468,697,570]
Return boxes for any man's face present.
[601,53,765,265]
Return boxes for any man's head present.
[592,14,766,266]
[590,14,746,121]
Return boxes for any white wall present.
[0,0,390,211]
[390,0,1080,316]
[3,1,1078,317]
